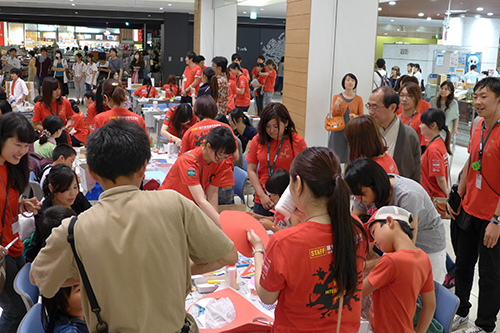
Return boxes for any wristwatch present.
[491,214,500,226]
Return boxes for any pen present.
[5,237,19,250]
[207,280,225,284]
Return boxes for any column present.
[143,23,147,50]
[162,12,191,85]
[283,0,379,146]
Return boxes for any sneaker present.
[443,272,455,289]
[455,325,496,333]
[452,314,469,331]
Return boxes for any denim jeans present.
[35,76,46,94]
[218,186,235,205]
[0,255,27,333]
[253,202,273,217]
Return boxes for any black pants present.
[255,89,264,116]
[70,134,84,147]
[451,210,500,332]
[0,255,27,333]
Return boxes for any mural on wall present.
[262,32,285,66]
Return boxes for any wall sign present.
[400,49,409,55]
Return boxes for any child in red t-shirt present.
[228,63,251,111]
[160,104,197,146]
[363,206,436,333]
[133,77,157,99]
[162,74,180,98]
[419,108,451,200]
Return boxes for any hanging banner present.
[0,22,5,46]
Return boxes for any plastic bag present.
[205,297,236,329]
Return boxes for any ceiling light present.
[260,8,264,10]
[475,14,481,18]
[159,7,163,10]
[125,22,129,26]
[487,12,494,16]
[476,7,484,11]
[69,0,73,1]
[397,28,400,31]
[391,19,394,22]
[243,11,247,14]
[250,12,257,19]
[427,17,432,20]
[71,3,75,6]
[148,14,151,17]
[460,14,465,17]
[378,7,382,11]
[418,13,424,17]
[168,3,172,6]
[437,13,440,16]
[75,11,78,14]
[384,33,388,35]
[389,1,396,5]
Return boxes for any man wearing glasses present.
[366,86,421,182]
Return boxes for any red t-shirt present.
[92,107,147,134]
[72,113,89,144]
[162,106,197,139]
[133,85,157,98]
[399,111,429,146]
[252,66,268,78]
[235,74,251,107]
[463,120,500,220]
[33,99,74,125]
[183,64,202,95]
[260,220,368,332]
[85,103,110,128]
[159,146,227,202]
[0,164,23,258]
[421,138,449,198]
[230,67,250,82]
[264,69,276,93]
[246,133,307,204]
[367,249,434,333]
[396,100,431,116]
[372,153,399,175]
[228,80,236,111]
[162,84,179,98]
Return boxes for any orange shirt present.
[463,119,500,220]
[71,113,89,144]
[228,80,236,111]
[421,137,449,198]
[86,103,110,128]
[264,69,276,93]
[133,85,157,98]
[92,107,147,134]
[183,64,202,95]
[399,111,429,146]
[0,164,23,258]
[367,249,434,333]
[246,133,307,204]
[373,153,399,175]
[33,99,74,125]
[396,100,431,116]
[162,106,197,139]
[260,220,368,332]
[235,74,251,107]
[330,94,363,117]
[230,67,250,82]
[162,84,179,98]
[159,146,227,202]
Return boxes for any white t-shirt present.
[85,63,97,86]
[7,57,21,69]
[11,78,29,103]
[373,69,387,90]
[73,62,87,79]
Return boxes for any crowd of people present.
[0,46,499,333]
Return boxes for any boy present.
[31,121,237,332]
[84,91,97,130]
[9,68,29,105]
[181,51,202,103]
[39,143,77,187]
[363,206,436,333]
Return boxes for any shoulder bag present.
[325,112,345,132]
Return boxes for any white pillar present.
[304,0,379,147]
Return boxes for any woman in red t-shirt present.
[398,82,429,149]
[246,103,307,216]
[0,113,41,330]
[228,62,251,111]
[162,74,179,98]
[345,115,399,175]
[419,108,452,201]
[69,108,89,147]
[133,77,157,99]
[160,103,197,146]
[246,147,368,332]
[263,59,277,109]
[32,77,74,144]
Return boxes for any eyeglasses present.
[365,103,382,111]
[399,94,411,99]
[213,149,230,162]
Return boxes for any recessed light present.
[418,13,424,17]
[148,14,151,17]
[389,1,396,5]
[125,22,129,26]
[391,19,394,22]
[476,7,484,11]
[243,11,247,14]
[487,12,494,16]
[378,7,382,11]
[475,14,481,18]
[260,8,264,10]
[384,33,388,35]
[250,12,257,19]
[460,14,465,17]
[168,3,172,6]
[75,11,78,14]
[437,13,440,16]
[397,28,400,31]
[71,3,75,6]
[427,17,432,20]
[159,7,163,10]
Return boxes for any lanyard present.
[267,136,286,177]
[48,102,59,116]
[11,80,16,96]
[472,119,500,171]
[427,135,441,147]
[399,110,416,126]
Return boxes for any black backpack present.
[374,70,391,88]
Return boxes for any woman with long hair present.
[228,108,257,152]
[389,66,400,89]
[84,54,97,92]
[247,147,368,332]
[162,74,179,98]
[246,103,307,216]
[52,50,69,98]
[398,82,428,150]
[429,81,459,137]
[0,113,40,332]
[191,67,219,105]
[133,77,157,99]
[160,103,197,146]
[130,51,144,84]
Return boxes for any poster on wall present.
[435,53,445,67]
[450,53,459,67]
[466,54,481,73]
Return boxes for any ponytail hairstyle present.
[167,74,177,86]
[40,115,64,145]
[436,81,455,111]
[103,79,127,107]
[170,103,194,135]
[229,108,251,127]
[290,147,368,298]
[420,108,452,155]
[95,79,106,114]
[203,67,219,102]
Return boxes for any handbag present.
[131,71,139,84]
[433,197,449,219]
[325,112,345,132]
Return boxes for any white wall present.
[304,0,378,147]
[214,4,237,60]
[199,0,215,59]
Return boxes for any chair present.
[433,281,460,333]
[17,303,44,333]
[242,154,248,171]
[29,182,44,201]
[233,166,248,204]
[14,262,40,312]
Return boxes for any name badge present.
[476,173,482,190]
[11,221,20,235]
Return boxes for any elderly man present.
[7,48,21,69]
[366,86,421,183]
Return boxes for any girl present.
[398,82,428,149]
[263,59,276,108]
[389,66,400,89]
[228,62,251,112]
[429,81,459,137]
[228,108,257,152]
[68,102,88,147]
[72,53,86,105]
[130,51,144,84]
[133,77,157,99]
[33,116,64,158]
[344,115,398,175]
[160,103,197,147]
[159,126,237,228]
[327,73,364,164]
[191,67,219,104]
[162,74,179,98]
[52,50,69,99]
[110,71,120,81]
[344,158,447,283]
[246,103,307,216]
[247,147,368,332]
[96,53,110,82]
[92,80,147,134]
[412,63,423,86]
[419,108,452,202]
[84,54,97,92]
[0,113,40,333]
[28,51,36,87]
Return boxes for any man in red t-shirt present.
[229,53,250,82]
[228,63,251,111]
[363,206,435,333]
[450,78,500,333]
[181,51,202,103]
